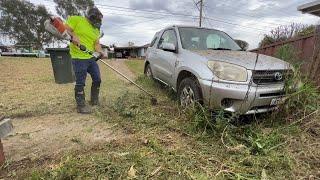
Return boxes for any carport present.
[298,0,320,16]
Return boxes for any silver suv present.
[144,25,292,115]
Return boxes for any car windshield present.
[178,27,241,51]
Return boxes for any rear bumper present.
[199,79,285,114]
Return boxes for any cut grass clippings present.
[1,58,319,179]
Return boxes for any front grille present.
[252,70,293,85]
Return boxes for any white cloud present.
[27,0,319,48]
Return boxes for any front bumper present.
[199,79,285,114]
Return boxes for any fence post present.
[309,25,320,84]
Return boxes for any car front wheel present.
[178,77,202,108]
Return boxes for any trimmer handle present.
[79,44,87,52]
[74,43,102,61]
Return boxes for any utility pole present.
[199,0,203,27]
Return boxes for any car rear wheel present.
[144,64,153,78]
[178,77,202,108]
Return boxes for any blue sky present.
[27,0,320,48]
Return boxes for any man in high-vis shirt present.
[66,7,105,114]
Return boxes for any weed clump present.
[274,44,320,122]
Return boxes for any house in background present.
[114,44,150,59]
[0,42,9,54]
[138,44,150,58]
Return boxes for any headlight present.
[208,61,248,82]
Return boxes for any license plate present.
[270,97,285,106]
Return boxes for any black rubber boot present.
[75,86,92,114]
[90,82,100,106]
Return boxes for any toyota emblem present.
[274,72,283,81]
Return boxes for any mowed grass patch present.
[124,59,145,76]
[0,57,134,118]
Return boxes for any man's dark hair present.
[86,7,103,29]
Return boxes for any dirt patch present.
[106,59,137,81]
[2,113,121,162]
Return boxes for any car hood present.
[193,50,291,70]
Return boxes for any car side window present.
[158,29,177,49]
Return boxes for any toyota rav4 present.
[144,25,293,115]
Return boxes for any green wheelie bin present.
[46,48,75,84]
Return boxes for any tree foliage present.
[0,0,52,49]
[234,39,249,51]
[53,0,94,19]
[259,23,315,48]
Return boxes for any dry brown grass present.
[0,57,136,178]
[0,57,136,118]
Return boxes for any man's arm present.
[65,25,80,46]
[95,40,106,58]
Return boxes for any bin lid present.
[46,48,70,52]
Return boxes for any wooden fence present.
[251,34,315,72]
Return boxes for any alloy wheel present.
[180,86,195,108]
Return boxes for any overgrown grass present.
[28,75,310,179]
[2,58,319,179]
[273,44,320,121]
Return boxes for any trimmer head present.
[151,97,158,106]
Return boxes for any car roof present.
[163,25,220,31]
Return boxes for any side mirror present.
[161,43,176,52]
[235,39,249,51]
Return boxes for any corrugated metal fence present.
[251,34,315,72]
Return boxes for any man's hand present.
[71,35,80,46]
[99,52,106,59]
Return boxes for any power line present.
[41,0,270,33]
[95,3,270,31]
[43,0,269,32]
[42,0,294,29]
[203,7,214,28]
[204,5,294,25]
[191,0,200,11]
[104,3,291,30]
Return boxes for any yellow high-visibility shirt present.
[66,16,100,60]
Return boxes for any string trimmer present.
[44,17,158,105]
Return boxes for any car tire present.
[178,77,202,108]
[144,63,153,78]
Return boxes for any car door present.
[154,29,178,85]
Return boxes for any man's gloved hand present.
[92,52,106,61]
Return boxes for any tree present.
[53,0,94,19]
[259,23,315,48]
[234,39,249,51]
[0,0,52,49]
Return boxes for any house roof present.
[141,43,150,48]
[298,0,320,16]
[114,44,150,50]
